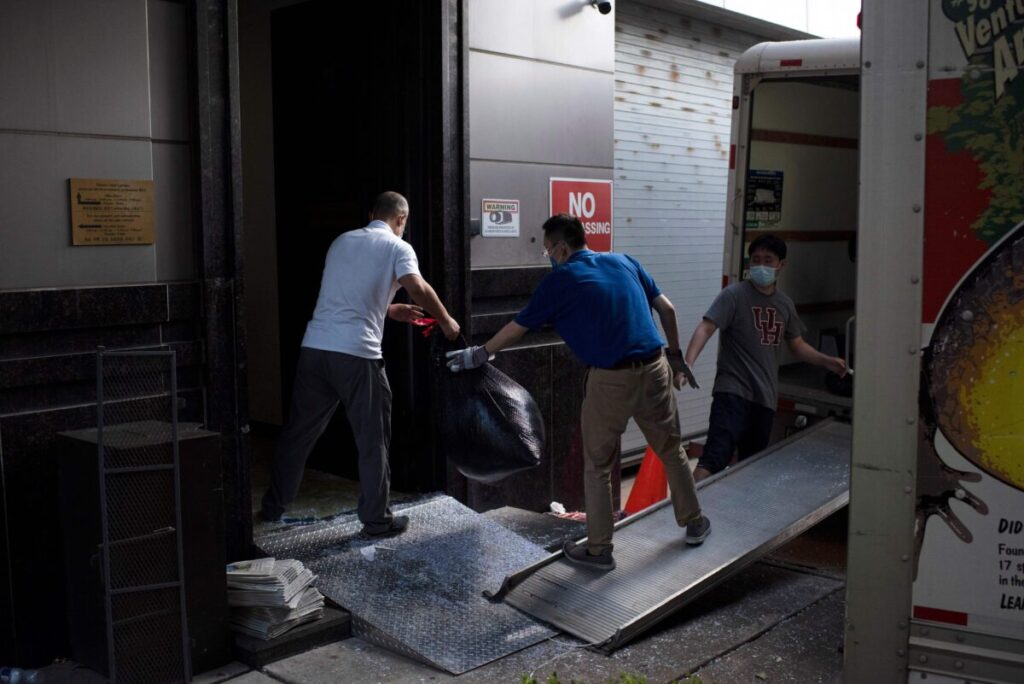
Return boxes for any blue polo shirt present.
[515,250,666,368]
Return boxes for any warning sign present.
[549,178,613,252]
[482,199,520,237]
[69,178,155,245]
[744,170,783,229]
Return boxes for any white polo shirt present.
[301,220,420,359]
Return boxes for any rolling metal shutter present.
[614,2,768,453]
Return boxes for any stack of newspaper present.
[226,557,325,640]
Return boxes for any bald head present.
[371,191,409,222]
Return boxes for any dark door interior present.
[271,0,450,490]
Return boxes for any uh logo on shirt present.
[751,306,784,346]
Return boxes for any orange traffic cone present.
[624,446,668,515]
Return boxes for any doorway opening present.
[241,0,463,528]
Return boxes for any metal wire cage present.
[96,349,191,684]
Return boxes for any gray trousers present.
[261,347,395,530]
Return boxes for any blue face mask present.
[546,242,564,268]
[749,265,777,287]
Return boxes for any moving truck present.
[726,2,1024,681]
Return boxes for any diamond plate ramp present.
[489,419,851,651]
[256,495,556,673]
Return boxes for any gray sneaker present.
[686,515,711,545]
[563,540,616,571]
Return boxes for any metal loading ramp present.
[488,418,852,652]
[255,495,556,674]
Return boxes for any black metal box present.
[57,422,230,677]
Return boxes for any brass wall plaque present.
[69,178,155,245]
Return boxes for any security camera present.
[591,0,612,15]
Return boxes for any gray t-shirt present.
[704,281,804,410]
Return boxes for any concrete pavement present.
[205,510,849,683]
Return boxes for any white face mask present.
[749,265,777,287]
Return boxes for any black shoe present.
[686,514,711,545]
[362,515,409,538]
[258,508,283,524]
[562,540,616,571]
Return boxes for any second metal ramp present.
[256,495,555,673]
[490,418,851,651]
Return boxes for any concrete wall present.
[0,0,195,290]
[468,0,615,268]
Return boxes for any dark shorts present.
[697,391,775,474]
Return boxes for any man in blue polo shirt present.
[446,214,709,571]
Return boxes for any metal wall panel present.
[468,0,615,73]
[0,0,197,292]
[153,142,196,282]
[468,0,615,268]
[0,0,151,137]
[0,134,156,290]
[614,1,771,449]
[844,0,928,680]
[147,0,191,143]
[470,160,615,268]
[469,51,614,166]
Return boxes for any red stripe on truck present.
[780,58,803,67]
[913,605,968,626]
[729,144,736,169]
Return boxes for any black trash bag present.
[435,348,545,483]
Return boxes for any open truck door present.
[725,37,860,426]
[846,1,1024,682]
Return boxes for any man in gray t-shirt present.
[683,234,846,481]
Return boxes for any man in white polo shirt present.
[261,191,460,536]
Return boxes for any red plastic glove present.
[410,317,438,338]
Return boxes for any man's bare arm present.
[398,273,460,340]
[444,320,529,373]
[651,294,681,350]
[387,303,425,323]
[484,321,529,354]
[787,336,847,376]
[685,319,718,367]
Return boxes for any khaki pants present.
[581,356,701,553]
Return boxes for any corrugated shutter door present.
[614,3,766,454]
